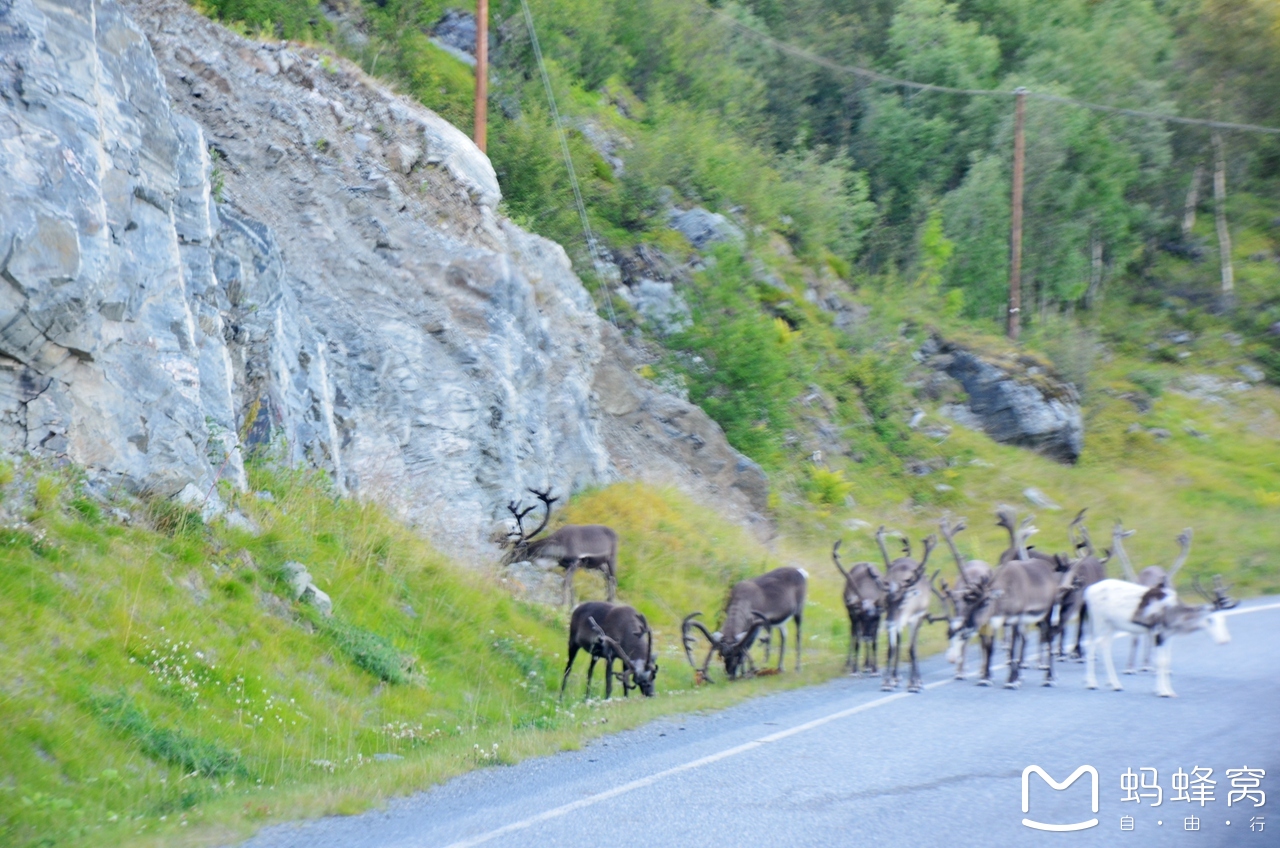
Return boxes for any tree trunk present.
[1085,231,1103,309]
[1182,163,1203,240]
[1211,132,1233,309]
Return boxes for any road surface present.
[241,600,1280,847]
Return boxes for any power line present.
[519,0,619,326]
[695,1,1280,136]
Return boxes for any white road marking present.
[428,601,1280,848]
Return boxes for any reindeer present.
[954,509,1062,688]
[831,540,884,676]
[1083,573,1232,697]
[500,488,618,606]
[559,602,658,700]
[1113,523,1190,673]
[682,567,807,682]
[931,517,992,679]
[873,526,937,693]
[1051,509,1111,661]
[997,511,1057,567]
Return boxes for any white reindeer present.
[1083,577,1230,697]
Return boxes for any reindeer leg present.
[1043,620,1057,687]
[776,622,786,672]
[1100,630,1122,691]
[1072,603,1087,661]
[585,653,599,699]
[604,654,614,700]
[1141,631,1154,672]
[607,558,617,602]
[794,614,802,672]
[881,624,897,691]
[1005,624,1023,689]
[846,615,857,674]
[907,617,923,693]
[1084,619,1099,690]
[977,631,993,686]
[1154,634,1175,697]
[1125,632,1139,674]
[563,560,580,608]
[559,644,579,700]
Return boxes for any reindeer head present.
[500,487,559,562]
[1193,575,1238,612]
[682,608,765,681]
[588,615,659,697]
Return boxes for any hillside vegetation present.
[4,0,1280,845]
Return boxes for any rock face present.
[925,338,1083,464]
[0,0,768,556]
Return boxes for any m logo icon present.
[1022,765,1100,832]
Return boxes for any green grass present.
[0,464,862,848]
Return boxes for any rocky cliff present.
[0,0,767,555]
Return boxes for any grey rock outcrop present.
[0,0,769,558]
[668,207,745,251]
[926,339,1083,464]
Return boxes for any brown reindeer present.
[932,517,992,679]
[873,527,937,692]
[559,602,658,699]
[832,540,884,676]
[501,488,618,606]
[682,567,808,681]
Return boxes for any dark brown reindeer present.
[873,526,937,692]
[559,602,658,700]
[682,567,808,682]
[932,517,992,679]
[501,488,618,606]
[831,540,884,676]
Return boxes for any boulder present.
[927,339,1083,464]
[280,561,312,600]
[668,207,745,251]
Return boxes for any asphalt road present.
[241,600,1280,848]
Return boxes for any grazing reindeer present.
[500,488,618,606]
[956,509,1062,688]
[1052,509,1111,661]
[832,540,884,676]
[1083,574,1232,697]
[682,567,808,682]
[933,517,992,679]
[873,527,937,693]
[559,602,658,700]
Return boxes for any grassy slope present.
[0,466,864,848]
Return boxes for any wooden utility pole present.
[1211,131,1233,307]
[474,0,488,153]
[1007,87,1027,341]
[1182,163,1204,240]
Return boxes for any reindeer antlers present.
[506,487,559,543]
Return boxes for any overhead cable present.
[696,1,1280,135]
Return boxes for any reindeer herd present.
[496,489,1238,701]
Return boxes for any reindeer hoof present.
[1111,685,1124,692]
[908,684,922,694]
[1086,682,1099,690]
[976,678,992,687]
[1004,680,1022,690]
[1042,679,1056,688]
[1123,669,1136,675]
[953,673,966,681]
